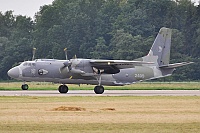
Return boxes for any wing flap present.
[89,59,154,74]
[159,62,194,69]
[90,60,153,69]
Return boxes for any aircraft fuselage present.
[8,58,167,86]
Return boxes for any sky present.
[0,0,199,19]
[0,0,54,19]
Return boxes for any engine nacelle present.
[60,66,70,78]
[70,68,85,74]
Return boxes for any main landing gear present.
[21,84,29,90]
[94,85,104,94]
[93,72,105,94]
[57,84,104,94]
[58,69,105,94]
[58,85,69,93]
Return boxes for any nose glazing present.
[7,67,20,79]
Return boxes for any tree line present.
[0,0,200,81]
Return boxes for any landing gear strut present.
[21,84,29,90]
[58,85,68,93]
[94,85,104,94]
[94,71,104,94]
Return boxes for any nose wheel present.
[58,85,68,93]
[94,85,104,94]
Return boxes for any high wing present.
[90,59,153,74]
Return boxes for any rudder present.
[142,27,172,66]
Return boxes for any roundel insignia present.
[38,69,49,75]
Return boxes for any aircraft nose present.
[7,67,20,79]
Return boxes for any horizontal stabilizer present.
[159,62,194,69]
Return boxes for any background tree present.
[0,0,199,81]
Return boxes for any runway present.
[0,90,200,96]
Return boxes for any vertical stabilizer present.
[141,27,172,66]
[149,27,171,66]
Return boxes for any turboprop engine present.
[60,60,71,76]
[60,60,85,77]
[60,48,86,76]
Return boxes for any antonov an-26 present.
[7,27,193,94]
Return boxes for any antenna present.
[32,48,36,61]
[64,48,68,60]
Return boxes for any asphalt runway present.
[0,90,200,96]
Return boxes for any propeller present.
[60,48,84,75]
[60,48,72,75]
[32,48,37,61]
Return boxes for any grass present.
[1,123,200,133]
[0,96,200,132]
[0,82,200,90]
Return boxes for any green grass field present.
[0,82,200,90]
[0,96,200,133]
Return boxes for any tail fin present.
[142,27,172,66]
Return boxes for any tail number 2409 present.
[135,74,145,79]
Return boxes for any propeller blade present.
[64,48,68,60]
[32,48,36,61]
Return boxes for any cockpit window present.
[23,62,28,66]
[21,62,36,67]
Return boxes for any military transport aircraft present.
[7,27,193,94]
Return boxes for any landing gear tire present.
[94,85,104,94]
[21,84,29,90]
[58,85,68,93]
